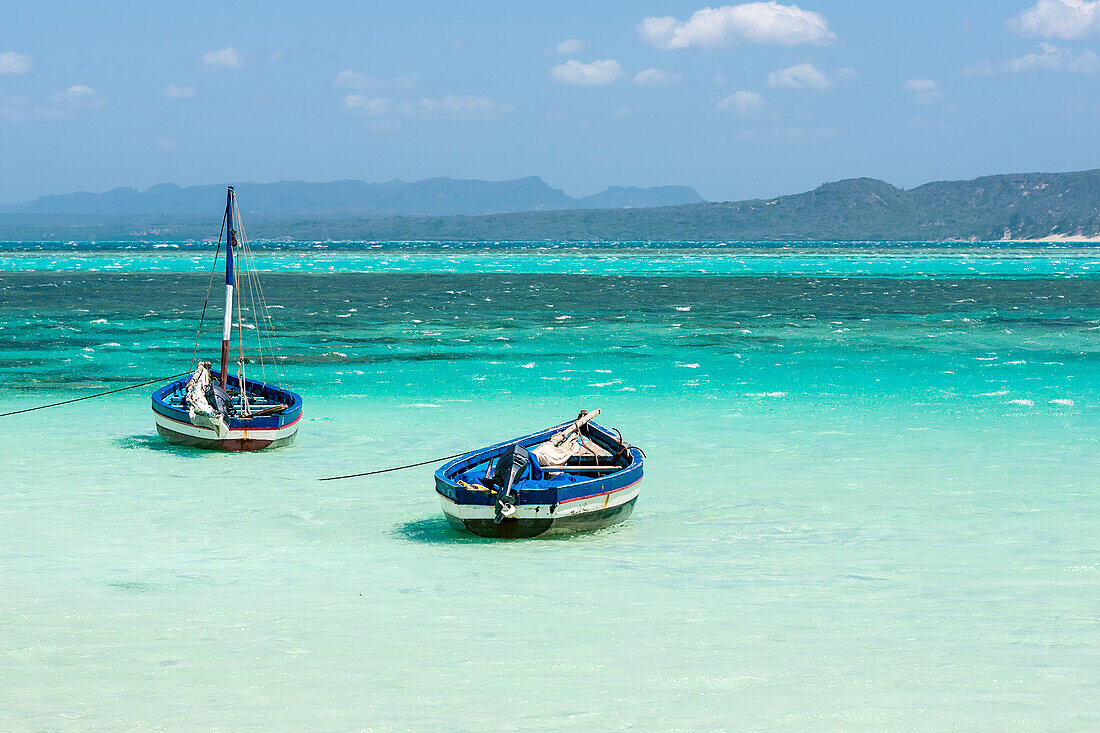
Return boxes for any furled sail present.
[184,362,228,438]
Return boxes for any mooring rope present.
[0,371,193,418]
[318,450,473,481]
[318,420,593,481]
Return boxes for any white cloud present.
[904,78,944,104]
[1,85,105,122]
[418,95,511,119]
[963,42,1100,76]
[633,68,683,85]
[201,47,241,69]
[717,90,764,113]
[50,85,106,108]
[550,59,623,85]
[767,62,831,89]
[1009,0,1100,39]
[156,136,177,149]
[334,70,419,90]
[1009,42,1100,72]
[344,93,509,120]
[555,39,586,54]
[344,94,393,116]
[638,2,835,50]
[0,51,32,75]
[162,84,196,99]
[335,69,372,89]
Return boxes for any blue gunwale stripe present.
[434,421,644,508]
[150,371,303,430]
[435,476,642,505]
[557,477,643,504]
[153,408,302,433]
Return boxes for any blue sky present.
[2,0,1100,203]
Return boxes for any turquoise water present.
[1,243,1098,278]
[1,243,1098,729]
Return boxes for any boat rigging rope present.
[238,219,266,384]
[247,241,290,388]
[232,200,289,389]
[239,218,276,385]
[189,209,227,371]
[0,371,193,419]
[234,221,247,397]
[318,451,474,481]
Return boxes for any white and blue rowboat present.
[150,186,303,451]
[152,372,302,451]
[435,410,644,538]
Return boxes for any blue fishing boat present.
[435,410,644,538]
[150,186,302,451]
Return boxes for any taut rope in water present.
[319,451,473,481]
[0,371,193,418]
[318,417,623,482]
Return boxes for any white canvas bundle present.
[184,363,215,420]
[183,362,229,438]
[532,409,612,472]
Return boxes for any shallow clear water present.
[1,243,1098,730]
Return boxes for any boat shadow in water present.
[394,516,492,544]
[116,433,297,455]
[114,434,216,457]
[393,515,635,544]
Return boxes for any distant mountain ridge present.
[0,176,703,218]
[2,170,1098,242]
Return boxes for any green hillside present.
[3,170,1099,242]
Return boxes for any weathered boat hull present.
[153,411,299,451]
[440,489,639,539]
[435,421,644,539]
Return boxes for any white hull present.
[438,482,640,537]
[438,482,640,522]
[152,410,299,450]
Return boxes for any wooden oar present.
[247,404,288,417]
[552,408,601,446]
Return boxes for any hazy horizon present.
[7,165,1100,210]
[1,174,703,207]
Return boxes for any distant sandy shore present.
[1017,234,1100,243]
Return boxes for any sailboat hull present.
[153,410,300,451]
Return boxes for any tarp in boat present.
[532,432,607,470]
[185,362,229,438]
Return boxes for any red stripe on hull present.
[557,477,643,505]
[155,424,297,452]
[153,409,302,433]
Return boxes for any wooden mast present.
[220,186,236,389]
